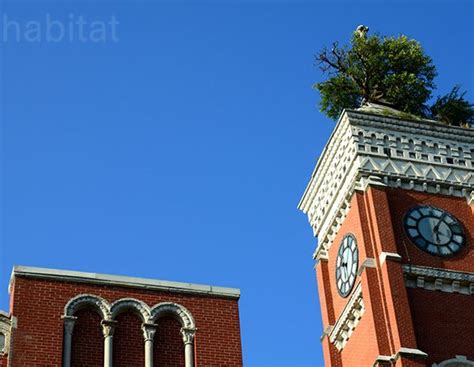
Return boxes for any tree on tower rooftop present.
[315,26,473,127]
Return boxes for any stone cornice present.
[10,266,240,299]
[403,265,474,295]
[328,282,364,351]
[299,109,474,261]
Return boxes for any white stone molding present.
[150,302,196,329]
[329,283,365,351]
[403,265,474,295]
[142,322,157,342]
[357,258,377,276]
[298,109,474,261]
[110,298,151,323]
[11,266,240,299]
[372,347,428,366]
[319,325,334,342]
[433,355,474,367]
[100,319,117,338]
[181,327,196,345]
[150,303,196,367]
[62,295,197,367]
[101,320,117,367]
[0,311,11,355]
[142,323,158,367]
[64,294,112,320]
[379,252,402,265]
[181,327,197,367]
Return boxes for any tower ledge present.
[298,108,474,260]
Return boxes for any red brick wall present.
[114,312,145,367]
[154,316,185,367]
[9,276,243,367]
[316,187,474,367]
[71,309,104,366]
[407,288,474,365]
[319,190,391,366]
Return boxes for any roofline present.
[297,108,473,210]
[10,265,241,300]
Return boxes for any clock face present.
[403,205,465,257]
[336,234,359,298]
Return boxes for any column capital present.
[141,322,157,342]
[101,319,118,338]
[180,327,197,345]
[61,315,78,336]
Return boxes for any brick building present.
[0,266,243,367]
[298,105,474,366]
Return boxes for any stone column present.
[180,327,196,367]
[62,315,78,367]
[142,323,157,367]
[101,320,117,367]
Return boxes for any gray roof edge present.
[10,265,241,299]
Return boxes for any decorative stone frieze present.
[329,283,365,351]
[64,294,196,327]
[299,108,474,260]
[403,265,474,295]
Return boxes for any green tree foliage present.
[430,86,474,127]
[315,27,473,127]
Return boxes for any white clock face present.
[404,205,465,257]
[336,235,359,298]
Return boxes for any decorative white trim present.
[298,109,474,261]
[110,298,151,323]
[372,347,428,366]
[62,294,197,367]
[0,311,11,355]
[320,325,334,342]
[403,265,474,295]
[63,294,196,327]
[396,347,428,359]
[11,265,239,299]
[64,294,112,320]
[379,252,402,265]
[432,355,474,367]
[150,302,196,329]
[329,283,365,351]
[357,258,377,276]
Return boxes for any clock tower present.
[298,105,474,367]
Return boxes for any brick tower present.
[298,105,474,367]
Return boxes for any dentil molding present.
[298,108,474,261]
[328,282,365,351]
[403,265,474,295]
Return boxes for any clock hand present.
[433,213,447,234]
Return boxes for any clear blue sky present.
[0,1,473,366]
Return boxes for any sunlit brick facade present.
[0,266,243,367]
[299,106,474,367]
